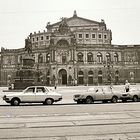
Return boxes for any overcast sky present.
[0,0,140,49]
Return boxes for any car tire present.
[111,96,118,103]
[45,98,54,105]
[77,100,83,104]
[86,96,93,104]
[11,98,20,106]
[133,95,138,102]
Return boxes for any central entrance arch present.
[58,69,67,85]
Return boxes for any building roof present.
[47,11,105,29]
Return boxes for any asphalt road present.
[0,85,140,139]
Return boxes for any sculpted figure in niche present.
[50,38,54,45]
[71,35,76,46]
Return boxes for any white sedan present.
[3,86,62,106]
[120,88,140,102]
[73,86,121,104]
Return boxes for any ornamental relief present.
[3,56,16,65]
[56,39,69,47]
[125,52,137,62]
[57,49,69,56]
[56,50,69,63]
[128,54,135,62]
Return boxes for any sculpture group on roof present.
[58,18,70,35]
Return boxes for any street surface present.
[0,85,140,139]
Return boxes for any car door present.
[103,87,113,100]
[22,87,35,102]
[94,88,105,101]
[35,87,47,102]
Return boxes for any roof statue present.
[73,10,77,17]
[46,22,51,29]
[58,18,70,35]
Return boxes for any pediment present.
[67,17,100,27]
[50,16,101,28]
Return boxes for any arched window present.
[106,53,111,62]
[56,39,69,47]
[46,53,50,63]
[88,70,93,75]
[62,55,67,63]
[98,70,102,75]
[88,70,93,85]
[38,53,43,63]
[114,53,119,62]
[115,70,119,84]
[78,71,84,75]
[98,70,103,84]
[78,71,84,85]
[77,52,83,62]
[97,52,102,63]
[87,52,93,62]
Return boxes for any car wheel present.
[133,95,138,102]
[86,96,93,104]
[11,98,20,106]
[77,100,83,104]
[111,96,118,103]
[45,98,54,105]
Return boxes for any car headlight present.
[74,94,80,98]
[74,94,84,98]
[3,95,7,100]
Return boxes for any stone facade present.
[0,11,140,86]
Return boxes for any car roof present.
[26,86,47,88]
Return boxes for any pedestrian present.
[110,83,113,92]
[54,85,57,90]
[125,80,130,92]
[11,83,14,90]
[54,81,57,90]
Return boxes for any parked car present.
[73,86,121,104]
[120,87,140,102]
[3,86,62,106]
